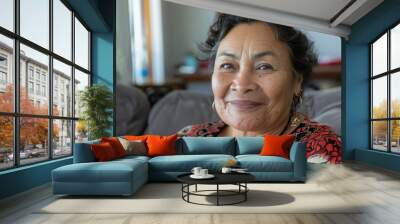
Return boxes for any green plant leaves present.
[79,84,113,140]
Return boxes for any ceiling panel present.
[164,0,384,38]
[224,0,352,21]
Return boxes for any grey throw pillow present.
[118,137,147,156]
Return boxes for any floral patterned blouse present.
[177,114,342,164]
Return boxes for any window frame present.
[0,0,92,171]
[370,20,400,154]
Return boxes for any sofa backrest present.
[177,137,236,155]
[235,137,264,155]
[73,139,100,163]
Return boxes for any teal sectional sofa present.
[52,137,307,196]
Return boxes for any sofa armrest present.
[73,140,100,163]
[289,141,307,181]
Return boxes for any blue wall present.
[0,0,115,200]
[344,0,400,170]
[0,158,72,199]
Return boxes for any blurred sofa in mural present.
[116,84,341,137]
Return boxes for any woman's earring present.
[212,101,215,110]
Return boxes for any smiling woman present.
[178,14,342,164]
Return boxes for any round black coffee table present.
[177,173,255,206]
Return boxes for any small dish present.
[190,174,215,179]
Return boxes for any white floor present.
[0,162,400,224]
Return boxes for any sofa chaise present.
[52,137,306,196]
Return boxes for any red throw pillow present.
[101,137,126,158]
[146,134,178,157]
[259,134,295,159]
[91,142,118,161]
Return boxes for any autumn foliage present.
[372,99,400,142]
[0,84,59,150]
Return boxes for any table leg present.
[245,183,247,201]
[195,184,197,192]
[217,184,219,206]
[181,184,183,199]
[187,184,190,202]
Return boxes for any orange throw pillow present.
[91,142,117,161]
[146,134,178,157]
[124,135,148,141]
[101,137,127,158]
[259,134,295,159]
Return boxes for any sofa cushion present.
[259,135,295,159]
[90,142,118,161]
[118,138,147,156]
[236,137,264,155]
[101,137,127,158]
[148,154,235,172]
[236,155,293,172]
[52,158,147,183]
[115,155,150,163]
[147,134,178,157]
[177,137,235,155]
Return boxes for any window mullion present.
[370,45,373,149]
[71,10,76,155]
[13,0,20,167]
[388,30,391,153]
[48,0,54,160]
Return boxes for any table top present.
[177,172,255,185]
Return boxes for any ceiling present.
[225,0,352,22]
[164,0,384,38]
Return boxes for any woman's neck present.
[219,116,290,137]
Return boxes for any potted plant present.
[79,84,113,140]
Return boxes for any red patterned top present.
[177,117,342,164]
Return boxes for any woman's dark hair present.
[200,13,318,81]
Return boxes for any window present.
[28,67,34,80]
[53,0,72,60]
[0,34,13,113]
[0,0,14,32]
[53,119,72,158]
[35,83,40,95]
[28,81,34,94]
[42,85,46,97]
[74,18,90,70]
[35,70,41,81]
[0,54,8,88]
[20,0,49,49]
[0,71,6,85]
[0,0,91,170]
[53,59,72,117]
[0,55,7,67]
[371,23,400,154]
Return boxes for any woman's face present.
[212,22,302,134]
